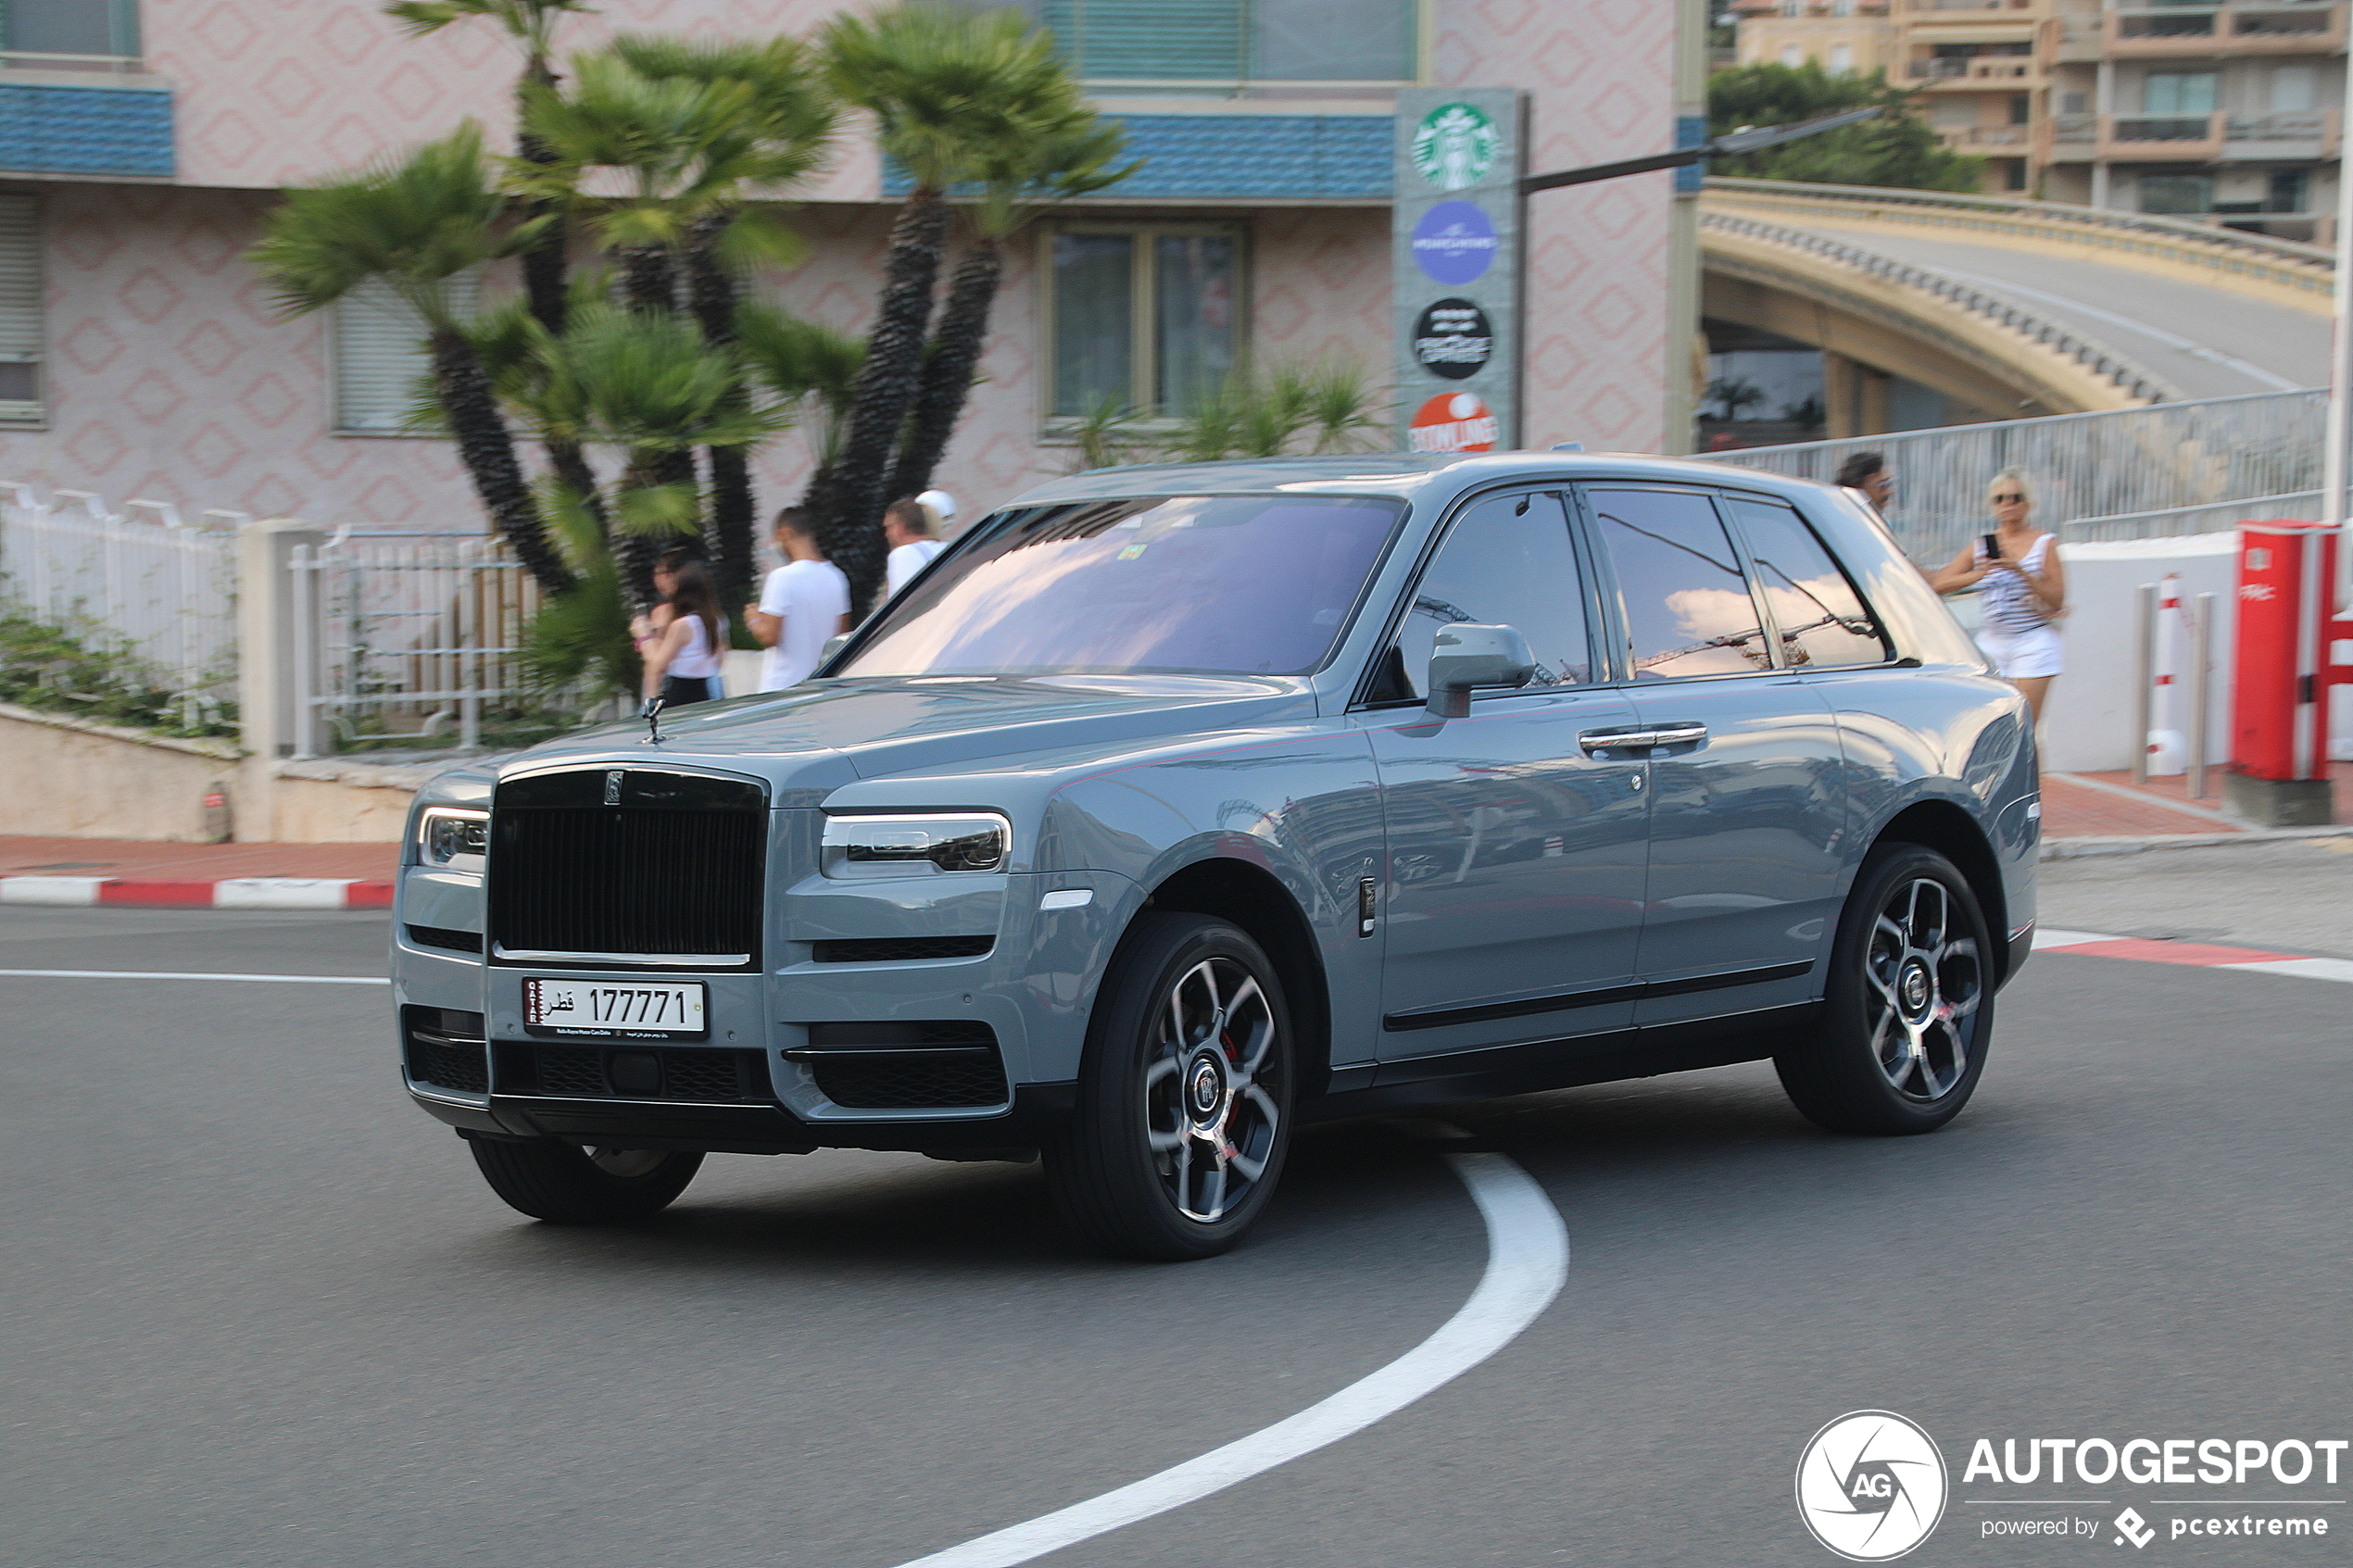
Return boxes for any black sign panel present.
[1412,298,1493,381]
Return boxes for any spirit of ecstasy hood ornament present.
[638,694,666,746]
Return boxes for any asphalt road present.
[3,897,2346,1568]
[1800,223,2328,400]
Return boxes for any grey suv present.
[395,453,2038,1259]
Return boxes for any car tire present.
[1775,843,1994,1136]
[1045,913,1295,1261]
[469,1139,703,1223]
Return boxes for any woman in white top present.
[638,551,725,707]
[1929,468,2067,721]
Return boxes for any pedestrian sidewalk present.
[0,836,396,909]
[2041,762,2349,846]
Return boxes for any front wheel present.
[1045,913,1294,1261]
[469,1139,703,1223]
[1775,844,1994,1135]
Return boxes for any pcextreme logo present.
[1796,1411,1951,1562]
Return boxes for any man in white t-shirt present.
[746,508,850,691]
[883,495,948,598]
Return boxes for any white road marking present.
[0,969,390,985]
[892,1142,1569,1568]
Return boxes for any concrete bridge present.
[1698,178,2332,436]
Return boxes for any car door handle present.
[1578,722,1709,754]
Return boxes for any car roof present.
[1003,450,1836,510]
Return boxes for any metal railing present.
[0,483,240,718]
[290,529,550,757]
[1693,387,2329,562]
[1700,209,2177,402]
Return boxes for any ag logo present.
[1795,1411,1948,1562]
[1411,102,1499,191]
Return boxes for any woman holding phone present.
[637,549,726,708]
[1930,468,2066,721]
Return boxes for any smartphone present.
[1982,533,2002,560]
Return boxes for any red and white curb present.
[0,876,393,910]
[2033,926,2353,985]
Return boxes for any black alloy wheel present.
[469,1138,704,1223]
[1046,913,1294,1261]
[1776,843,1994,1135]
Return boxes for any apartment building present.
[1735,0,2345,239]
[0,0,1684,533]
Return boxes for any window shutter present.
[333,275,476,434]
[0,195,44,421]
[1044,0,1245,81]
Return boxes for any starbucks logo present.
[1411,102,1499,192]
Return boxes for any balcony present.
[2101,111,2227,159]
[2221,108,2338,159]
[1902,0,2046,14]
[1938,123,2032,149]
[2106,1,2346,56]
[1907,55,2042,84]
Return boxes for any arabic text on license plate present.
[523,979,707,1038]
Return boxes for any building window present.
[1780,44,1804,67]
[0,0,141,64]
[1046,223,1241,420]
[1031,0,1414,84]
[2144,71,2218,116]
[333,275,477,435]
[2270,169,2309,213]
[0,196,42,423]
[2271,65,2318,113]
[2139,173,2213,216]
[1828,43,1853,74]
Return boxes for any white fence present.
[290,530,549,758]
[0,484,242,716]
[1696,388,2329,563]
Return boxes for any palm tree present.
[736,303,865,515]
[383,1,591,334]
[251,124,572,594]
[888,107,1133,504]
[522,304,794,606]
[810,2,1065,612]
[600,34,839,613]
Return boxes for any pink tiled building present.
[0,0,1684,530]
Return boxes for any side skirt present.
[1302,1001,1822,1123]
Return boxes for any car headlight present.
[416,808,489,872]
[822,813,1009,877]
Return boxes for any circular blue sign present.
[1411,201,1498,287]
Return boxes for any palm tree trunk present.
[429,323,572,596]
[619,243,675,314]
[516,62,569,338]
[889,232,1000,503]
[686,212,757,617]
[547,437,607,539]
[806,186,950,615]
[613,452,669,610]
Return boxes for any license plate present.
[523,978,707,1039]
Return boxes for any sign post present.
[1393,88,1527,455]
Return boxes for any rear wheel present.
[1775,844,1994,1135]
[469,1139,703,1223]
[1045,913,1294,1261]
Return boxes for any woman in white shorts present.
[1930,468,2067,721]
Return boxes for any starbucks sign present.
[1410,102,1500,193]
[1393,89,1523,450]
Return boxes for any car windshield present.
[835,494,1405,679]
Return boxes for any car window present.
[836,495,1403,678]
[1379,490,1593,701]
[1721,496,1889,669]
[1587,487,1772,680]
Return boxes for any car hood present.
[497,674,1318,801]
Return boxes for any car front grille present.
[488,769,766,968]
[498,1044,772,1103]
[790,1022,1008,1110]
[404,1006,489,1094]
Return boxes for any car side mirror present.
[1426,623,1536,719]
[818,633,849,668]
